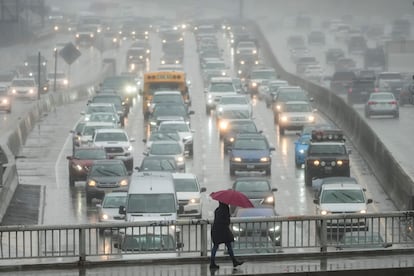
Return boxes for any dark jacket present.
[211,202,234,244]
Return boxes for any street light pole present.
[37,52,41,100]
[53,48,58,93]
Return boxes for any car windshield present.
[283,103,312,112]
[122,234,175,251]
[89,113,117,123]
[150,143,181,155]
[74,149,106,159]
[278,91,308,101]
[82,125,114,136]
[321,189,365,203]
[92,96,122,107]
[89,163,127,177]
[204,62,225,69]
[12,79,34,86]
[229,122,257,132]
[220,110,250,119]
[141,158,176,171]
[95,132,128,142]
[102,194,127,208]
[341,233,383,246]
[127,194,176,213]
[153,94,183,104]
[235,180,270,192]
[209,83,235,92]
[219,97,248,105]
[370,93,394,101]
[149,132,180,142]
[309,144,346,155]
[153,105,187,117]
[87,105,115,113]
[159,123,189,132]
[233,138,268,150]
[174,179,198,192]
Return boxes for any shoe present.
[233,259,244,267]
[210,263,220,270]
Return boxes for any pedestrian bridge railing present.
[1,211,414,264]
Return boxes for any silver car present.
[97,191,127,223]
[364,92,399,118]
[278,101,316,135]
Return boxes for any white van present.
[119,172,180,223]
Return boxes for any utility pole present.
[37,51,41,100]
[53,48,57,92]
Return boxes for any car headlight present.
[252,82,257,87]
[336,160,343,166]
[124,146,133,152]
[76,34,80,38]
[276,105,281,111]
[232,225,242,232]
[264,196,274,203]
[73,164,83,171]
[269,225,280,232]
[63,79,68,85]
[219,121,228,130]
[232,157,242,162]
[150,121,157,126]
[112,37,117,43]
[240,60,245,65]
[313,160,320,166]
[101,213,110,220]
[176,156,184,163]
[320,210,329,215]
[280,116,288,122]
[221,71,226,76]
[238,70,242,75]
[360,209,367,214]
[29,89,34,94]
[236,50,240,54]
[252,50,257,54]
[119,179,128,187]
[88,179,96,187]
[308,115,315,122]
[260,157,270,162]
[12,89,16,94]
[299,149,305,154]
[189,198,200,204]
[125,85,137,93]
[229,137,235,142]
[90,34,94,38]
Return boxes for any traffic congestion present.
[2,0,414,264]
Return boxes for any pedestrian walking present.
[210,201,244,270]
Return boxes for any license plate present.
[324,166,332,173]
[247,165,255,169]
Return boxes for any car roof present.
[235,207,276,217]
[91,159,125,165]
[234,177,270,183]
[84,122,116,127]
[210,77,233,82]
[94,128,127,134]
[171,172,197,180]
[320,177,358,185]
[321,183,364,190]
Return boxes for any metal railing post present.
[320,219,327,252]
[200,220,208,256]
[78,228,86,265]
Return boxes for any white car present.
[215,95,252,116]
[158,120,194,157]
[92,128,135,174]
[303,64,324,83]
[77,122,118,147]
[204,77,238,114]
[97,192,127,223]
[313,182,373,233]
[172,173,206,218]
[47,72,69,89]
[9,78,38,100]
[278,101,316,135]
[81,103,119,123]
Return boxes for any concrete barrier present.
[0,63,114,223]
[251,21,414,210]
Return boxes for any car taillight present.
[348,88,352,94]
[389,100,397,105]
[374,87,379,92]
[368,101,376,105]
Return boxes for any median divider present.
[251,20,414,210]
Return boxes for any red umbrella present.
[210,190,254,208]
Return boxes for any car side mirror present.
[66,156,72,160]
[188,110,195,115]
[142,139,147,143]
[348,149,352,154]
[80,111,85,115]
[143,152,149,156]
[178,205,184,213]
[130,138,135,142]
[177,242,184,249]
[367,198,373,204]
[119,205,126,215]
[269,146,275,151]
[271,188,278,192]
[383,242,392,248]
[113,243,119,249]
[200,187,207,193]
[313,199,319,204]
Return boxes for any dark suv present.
[330,71,356,94]
[229,133,275,176]
[347,78,376,104]
[304,129,350,186]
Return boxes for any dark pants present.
[210,242,235,264]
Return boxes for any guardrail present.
[249,21,414,210]
[0,212,413,265]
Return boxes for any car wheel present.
[279,127,285,135]
[69,175,75,186]
[86,194,93,204]
[265,167,271,176]
[6,109,11,114]
[304,170,312,186]
[230,166,236,176]
[394,112,399,118]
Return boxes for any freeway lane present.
[9,24,396,230]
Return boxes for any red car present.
[67,147,107,186]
